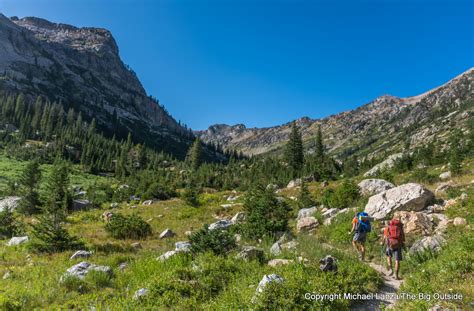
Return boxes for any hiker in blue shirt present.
[349,212,372,261]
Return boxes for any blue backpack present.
[356,212,372,233]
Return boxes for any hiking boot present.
[387,269,394,276]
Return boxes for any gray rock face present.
[409,235,446,254]
[6,236,29,246]
[70,250,93,260]
[297,206,318,220]
[62,261,112,280]
[236,246,264,262]
[0,196,21,212]
[364,183,434,219]
[255,274,285,293]
[364,153,404,177]
[358,179,395,196]
[159,228,176,239]
[296,217,319,232]
[208,219,233,230]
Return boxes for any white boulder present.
[358,179,395,196]
[6,236,29,246]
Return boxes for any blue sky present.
[1,0,473,129]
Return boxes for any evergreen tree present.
[189,138,203,171]
[18,160,42,215]
[297,180,314,208]
[285,122,304,177]
[30,161,82,253]
[449,129,463,175]
[314,125,324,160]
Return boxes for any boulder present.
[72,199,90,211]
[133,288,149,300]
[131,242,142,250]
[268,259,293,267]
[231,212,246,223]
[322,208,338,219]
[439,171,452,180]
[364,183,434,220]
[297,206,318,220]
[118,263,128,271]
[175,241,192,252]
[409,234,446,254]
[323,208,351,225]
[255,274,285,294]
[159,228,176,239]
[0,196,21,212]
[297,216,319,232]
[358,179,395,196]
[62,262,112,280]
[142,200,154,206]
[319,255,338,272]
[453,217,467,227]
[270,242,282,255]
[435,182,454,196]
[236,246,264,262]
[363,153,404,177]
[6,236,29,246]
[393,211,432,235]
[70,250,93,260]
[286,178,302,188]
[157,250,178,261]
[208,219,233,230]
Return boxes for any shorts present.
[386,247,403,261]
[353,231,367,243]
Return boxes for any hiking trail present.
[321,243,403,310]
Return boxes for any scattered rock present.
[363,153,404,177]
[72,199,90,211]
[159,229,176,239]
[297,216,319,232]
[393,211,432,235]
[297,206,318,220]
[280,241,299,251]
[70,250,92,260]
[142,200,154,206]
[320,181,329,188]
[270,242,282,255]
[268,259,293,267]
[453,217,467,227]
[236,246,264,262]
[208,219,233,230]
[322,208,338,219]
[118,262,128,271]
[358,179,395,196]
[435,181,454,195]
[3,271,12,280]
[175,241,192,252]
[102,211,114,222]
[266,184,278,191]
[110,202,119,208]
[255,274,285,294]
[6,236,29,246]
[227,195,239,202]
[185,231,193,237]
[0,196,21,212]
[323,208,351,225]
[297,256,310,265]
[286,178,302,188]
[231,212,246,223]
[234,234,242,243]
[62,262,112,280]
[409,234,446,254]
[460,192,468,200]
[438,171,452,180]
[157,250,178,261]
[133,288,149,300]
[319,255,338,272]
[364,183,434,220]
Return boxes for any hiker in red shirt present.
[381,218,405,280]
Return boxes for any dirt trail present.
[321,243,403,310]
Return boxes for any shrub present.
[410,167,437,183]
[143,182,176,200]
[0,208,23,238]
[321,179,359,209]
[297,181,314,208]
[105,213,152,239]
[181,182,200,207]
[241,185,291,240]
[189,225,237,256]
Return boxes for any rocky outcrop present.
[297,206,318,220]
[6,236,29,246]
[358,179,395,196]
[364,183,434,219]
[208,219,233,230]
[297,217,319,232]
[393,211,432,235]
[364,154,404,177]
[62,261,112,280]
[409,235,446,254]
[0,196,21,212]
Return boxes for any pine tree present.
[314,125,324,160]
[298,180,314,208]
[18,160,42,215]
[285,122,304,176]
[30,161,82,253]
[449,129,463,175]
[189,138,203,171]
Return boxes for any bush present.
[0,208,23,238]
[409,167,437,183]
[321,179,359,209]
[297,181,314,208]
[241,185,291,240]
[143,182,176,200]
[181,182,200,207]
[105,213,152,239]
[189,225,237,256]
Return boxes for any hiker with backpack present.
[381,217,405,280]
[349,212,372,261]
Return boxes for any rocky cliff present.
[197,68,474,158]
[0,14,194,157]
